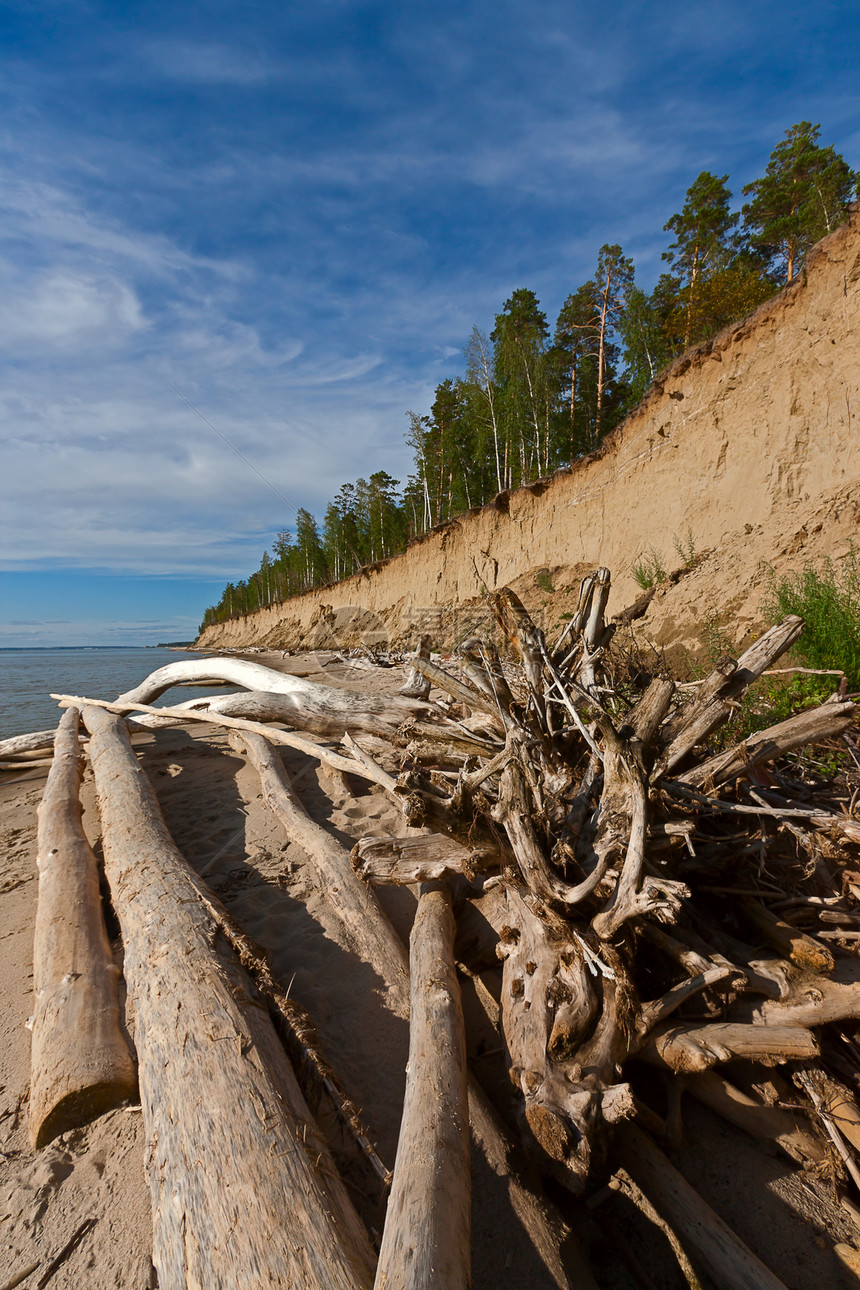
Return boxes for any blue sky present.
[1,0,858,645]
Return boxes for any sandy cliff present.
[197,210,860,660]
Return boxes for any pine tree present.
[662,172,739,345]
[618,285,669,408]
[294,508,325,590]
[742,123,858,283]
[593,245,633,442]
[491,289,552,484]
[553,282,600,457]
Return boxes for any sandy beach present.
[1,650,857,1289]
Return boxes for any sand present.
[1,651,857,1289]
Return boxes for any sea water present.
[0,647,230,739]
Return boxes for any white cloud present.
[0,269,145,350]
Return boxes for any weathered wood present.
[117,654,427,714]
[179,874,391,1188]
[794,1069,860,1193]
[353,833,496,884]
[736,897,834,974]
[2,757,56,770]
[403,720,501,754]
[341,732,402,793]
[751,972,860,1028]
[412,657,499,717]
[82,705,376,1290]
[655,616,806,776]
[494,733,612,910]
[0,729,66,758]
[399,633,433,699]
[459,636,516,716]
[237,732,596,1286]
[29,708,137,1148]
[185,685,430,739]
[687,1071,826,1163]
[496,884,633,1192]
[375,886,470,1290]
[681,699,857,790]
[639,1021,819,1073]
[230,730,411,1014]
[616,1122,790,1290]
[53,693,394,789]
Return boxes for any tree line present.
[201,122,857,629]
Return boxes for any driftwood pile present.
[8,565,860,1290]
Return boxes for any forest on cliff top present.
[201,122,857,629]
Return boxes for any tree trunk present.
[375,885,470,1290]
[54,693,397,790]
[82,705,376,1290]
[190,686,429,739]
[399,634,433,699]
[237,732,597,1288]
[230,730,411,1013]
[116,657,431,732]
[29,707,137,1148]
[616,1123,789,1290]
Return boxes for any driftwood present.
[639,1021,819,1073]
[687,1071,827,1163]
[181,686,432,739]
[117,655,425,716]
[398,633,433,699]
[338,570,860,1281]
[352,833,498,884]
[615,1123,790,1290]
[0,729,71,758]
[38,567,859,1285]
[229,729,411,1013]
[112,655,435,737]
[53,693,397,790]
[374,885,470,1290]
[28,707,137,1147]
[235,729,598,1288]
[81,704,376,1290]
[681,698,856,790]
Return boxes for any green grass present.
[761,543,860,691]
[672,528,698,568]
[631,549,666,591]
[683,551,860,775]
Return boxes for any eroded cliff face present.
[197,210,860,661]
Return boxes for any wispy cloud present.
[140,40,283,86]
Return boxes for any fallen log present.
[654,616,806,778]
[81,704,376,1290]
[237,730,598,1287]
[229,730,411,1011]
[29,707,137,1148]
[639,1021,819,1073]
[184,686,432,739]
[53,692,395,790]
[687,1071,827,1164]
[116,654,429,717]
[681,699,857,790]
[375,885,471,1290]
[615,1122,790,1290]
[353,833,497,884]
[0,729,67,758]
